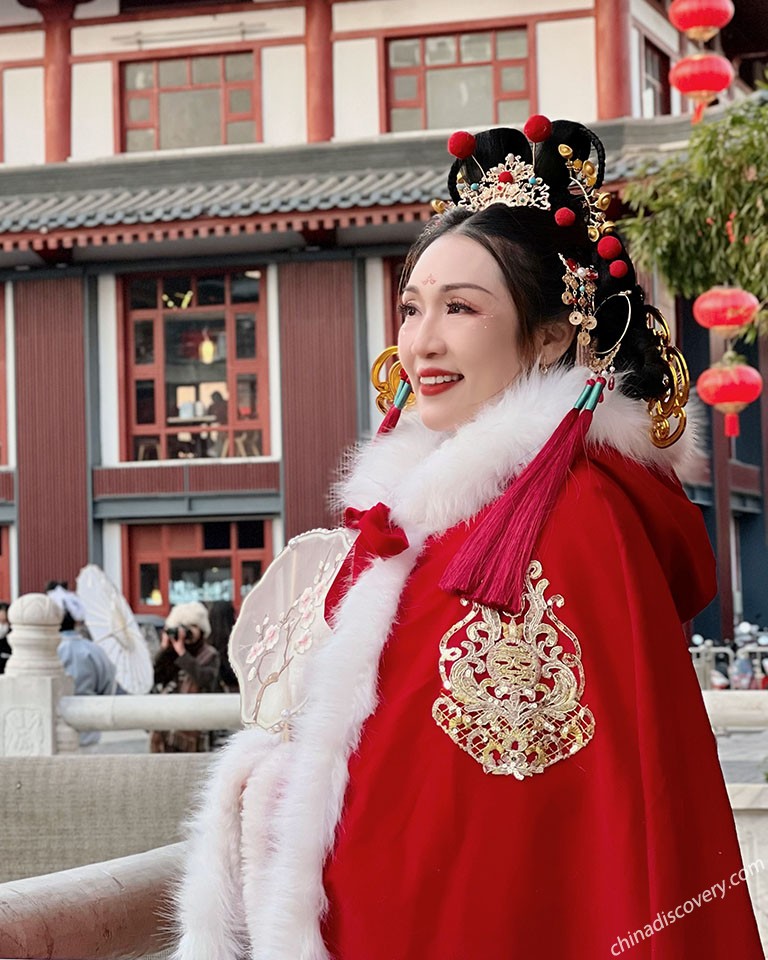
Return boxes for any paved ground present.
[92,727,768,784]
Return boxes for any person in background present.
[0,601,11,674]
[48,583,121,748]
[208,599,238,693]
[151,600,220,753]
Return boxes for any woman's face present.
[397,233,524,432]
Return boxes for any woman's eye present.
[398,303,418,319]
[447,300,472,314]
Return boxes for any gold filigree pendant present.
[432,561,595,779]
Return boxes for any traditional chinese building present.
[0,0,764,639]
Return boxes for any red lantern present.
[693,286,761,337]
[669,0,734,42]
[697,362,763,437]
[669,54,733,122]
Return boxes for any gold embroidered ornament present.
[433,561,595,779]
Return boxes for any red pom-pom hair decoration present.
[447,131,477,160]
[597,235,623,260]
[669,0,734,43]
[523,114,552,143]
[697,361,763,438]
[554,206,576,227]
[609,260,629,279]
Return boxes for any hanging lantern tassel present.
[697,362,763,438]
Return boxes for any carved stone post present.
[0,594,78,755]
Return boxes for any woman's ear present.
[536,317,576,366]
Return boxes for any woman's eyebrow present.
[402,282,494,296]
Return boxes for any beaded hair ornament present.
[377,114,690,612]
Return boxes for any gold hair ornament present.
[370,346,415,414]
[645,307,689,448]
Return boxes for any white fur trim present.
[171,727,283,960]
[338,365,701,536]
[249,540,426,960]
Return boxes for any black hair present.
[401,120,669,402]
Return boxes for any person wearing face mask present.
[150,600,220,753]
[171,120,762,960]
[0,602,10,674]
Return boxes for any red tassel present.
[377,405,402,436]
[440,407,592,611]
[724,412,740,437]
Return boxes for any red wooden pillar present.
[709,331,734,642]
[306,0,334,142]
[18,0,82,162]
[594,0,632,120]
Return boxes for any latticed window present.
[125,270,269,462]
[387,28,531,133]
[122,52,259,152]
[129,520,272,614]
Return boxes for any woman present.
[173,119,763,959]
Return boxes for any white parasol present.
[76,564,154,694]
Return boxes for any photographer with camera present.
[150,601,220,753]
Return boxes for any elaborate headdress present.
[374,115,690,611]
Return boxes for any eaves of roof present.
[0,112,696,255]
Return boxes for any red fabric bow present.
[324,502,409,625]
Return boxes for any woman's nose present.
[411,310,446,357]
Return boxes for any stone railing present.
[0,593,241,756]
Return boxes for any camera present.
[166,626,180,640]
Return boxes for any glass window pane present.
[460,32,492,63]
[126,128,154,152]
[235,313,256,359]
[226,120,254,145]
[135,380,155,424]
[133,435,161,461]
[139,563,162,605]
[166,430,211,460]
[230,429,262,457]
[497,98,530,126]
[225,52,254,81]
[426,66,493,130]
[203,521,230,550]
[125,62,154,91]
[197,274,225,306]
[389,39,420,68]
[497,29,528,60]
[162,276,193,310]
[228,87,252,114]
[169,557,232,604]
[159,89,221,149]
[393,74,418,101]
[134,320,154,363]
[237,520,264,549]
[129,276,157,310]
[500,65,526,93]
[158,58,187,88]
[390,107,422,132]
[128,97,151,123]
[241,561,262,598]
[425,36,457,66]
[231,271,260,303]
[236,374,258,419]
[192,55,220,85]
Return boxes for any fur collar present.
[337,364,700,536]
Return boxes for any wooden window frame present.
[386,25,534,132]
[126,518,273,617]
[121,48,263,153]
[123,270,270,463]
[641,37,672,117]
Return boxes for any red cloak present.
[321,449,763,959]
